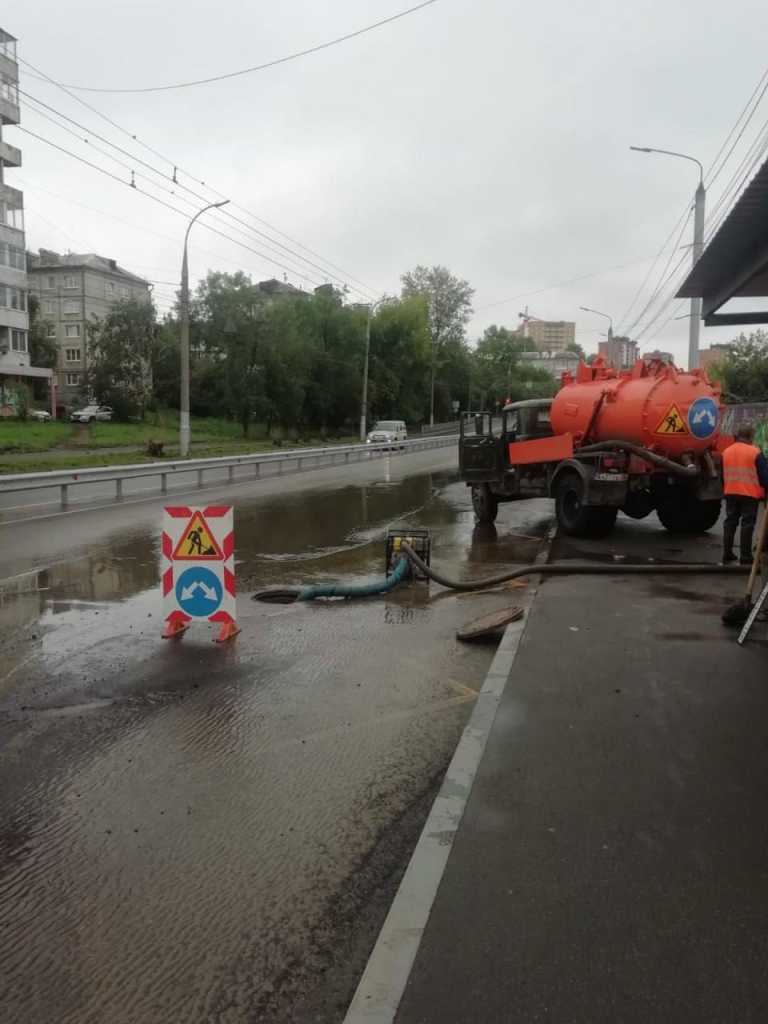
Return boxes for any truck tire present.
[555,471,618,538]
[472,484,498,525]
[656,493,721,534]
[622,489,654,520]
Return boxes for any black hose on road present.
[399,542,747,592]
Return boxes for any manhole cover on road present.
[457,606,524,642]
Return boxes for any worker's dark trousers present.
[723,495,759,562]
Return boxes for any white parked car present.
[70,404,113,423]
[28,409,52,421]
[366,419,407,447]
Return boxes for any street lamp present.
[179,199,230,457]
[629,146,705,370]
[359,298,385,441]
[579,305,613,339]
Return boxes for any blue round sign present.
[175,566,223,618]
[687,396,719,440]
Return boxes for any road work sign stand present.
[161,505,240,643]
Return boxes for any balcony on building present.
[0,182,24,235]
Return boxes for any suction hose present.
[399,542,747,591]
[575,440,699,477]
[252,554,410,604]
[252,545,748,603]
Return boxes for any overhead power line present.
[20,88,378,300]
[16,125,333,289]
[25,0,440,94]
[18,59,382,301]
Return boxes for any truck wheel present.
[472,484,498,525]
[622,489,654,520]
[555,471,618,538]
[656,494,721,534]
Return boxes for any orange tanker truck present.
[459,355,726,537]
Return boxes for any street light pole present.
[629,146,705,370]
[180,199,229,457]
[359,298,384,441]
[579,305,613,339]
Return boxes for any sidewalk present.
[350,519,768,1023]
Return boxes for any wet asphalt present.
[0,448,551,1023]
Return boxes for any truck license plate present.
[594,472,628,482]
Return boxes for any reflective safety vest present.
[722,441,765,499]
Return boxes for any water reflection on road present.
[0,464,551,1023]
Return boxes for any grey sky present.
[9,0,768,364]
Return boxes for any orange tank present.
[550,356,723,459]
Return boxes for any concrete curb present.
[343,526,555,1024]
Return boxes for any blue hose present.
[297,555,410,601]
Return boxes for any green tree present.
[368,296,431,424]
[401,265,474,424]
[27,294,57,369]
[84,298,158,419]
[709,332,768,401]
[567,340,586,360]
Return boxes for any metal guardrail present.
[0,436,456,510]
[419,420,461,436]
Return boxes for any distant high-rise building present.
[598,335,638,369]
[0,27,53,414]
[522,319,575,352]
[27,250,151,401]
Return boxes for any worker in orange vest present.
[722,424,768,564]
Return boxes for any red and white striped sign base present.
[161,505,239,643]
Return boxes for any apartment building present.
[598,335,639,369]
[27,249,151,400]
[519,349,580,379]
[522,319,576,352]
[0,27,53,414]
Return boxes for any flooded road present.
[0,449,551,1023]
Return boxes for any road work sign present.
[688,396,719,439]
[162,506,239,642]
[655,404,688,435]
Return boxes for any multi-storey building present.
[0,27,52,414]
[27,249,151,401]
[598,335,639,369]
[520,319,575,352]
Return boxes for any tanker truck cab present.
[459,357,724,538]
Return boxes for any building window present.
[46,324,57,339]
[46,275,55,290]
[63,299,80,315]
[120,286,129,300]
[64,323,81,338]
[65,373,80,387]
[0,243,25,270]
[106,281,115,297]
[43,299,56,314]
[63,275,78,289]
[0,286,26,310]
[65,347,82,362]
[11,330,28,353]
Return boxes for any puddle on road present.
[0,465,553,1024]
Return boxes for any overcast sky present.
[7,0,768,363]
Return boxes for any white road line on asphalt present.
[342,525,556,1024]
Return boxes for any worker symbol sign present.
[172,510,224,560]
[162,506,239,642]
[654,404,689,435]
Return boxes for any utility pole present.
[630,146,705,369]
[179,199,229,457]
[359,305,371,442]
[690,179,706,370]
[359,298,383,441]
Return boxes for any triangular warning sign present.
[172,511,224,560]
[654,404,689,435]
